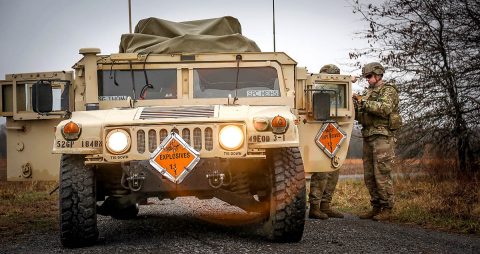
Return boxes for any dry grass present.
[0,181,58,243]
[340,158,425,176]
[333,159,480,234]
[340,159,364,175]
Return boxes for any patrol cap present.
[362,62,385,77]
[319,64,340,74]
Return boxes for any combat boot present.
[320,202,344,218]
[358,206,381,219]
[309,204,328,220]
[372,208,392,221]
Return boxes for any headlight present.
[219,125,244,150]
[106,129,131,154]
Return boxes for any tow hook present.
[122,162,146,192]
[206,170,225,188]
[127,172,146,192]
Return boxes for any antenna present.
[128,0,132,33]
[273,0,276,52]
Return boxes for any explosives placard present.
[149,132,200,183]
[315,122,347,158]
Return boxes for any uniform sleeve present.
[362,86,398,118]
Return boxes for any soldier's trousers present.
[363,135,395,209]
[309,170,340,205]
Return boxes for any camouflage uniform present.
[309,64,343,219]
[309,169,340,205]
[356,69,400,212]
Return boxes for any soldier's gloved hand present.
[352,93,363,108]
[352,93,362,102]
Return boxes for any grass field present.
[333,159,480,234]
[0,181,58,243]
[340,158,363,175]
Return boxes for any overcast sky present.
[0,0,371,124]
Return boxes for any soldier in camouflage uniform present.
[353,62,401,221]
[308,64,344,220]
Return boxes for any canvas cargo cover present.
[120,16,261,54]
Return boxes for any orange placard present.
[153,138,195,178]
[317,123,345,155]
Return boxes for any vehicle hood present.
[64,104,295,127]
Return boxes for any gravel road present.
[1,197,479,254]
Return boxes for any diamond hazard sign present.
[315,122,347,158]
[149,132,200,184]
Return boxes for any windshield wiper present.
[139,53,153,99]
[233,54,242,104]
[109,61,119,86]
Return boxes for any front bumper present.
[116,158,231,196]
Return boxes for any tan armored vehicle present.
[0,17,353,246]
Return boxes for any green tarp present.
[119,16,261,54]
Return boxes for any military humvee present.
[0,17,353,246]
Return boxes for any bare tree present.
[351,0,480,172]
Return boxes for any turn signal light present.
[253,118,270,131]
[271,115,287,127]
[62,121,81,140]
[64,121,80,134]
[271,115,288,134]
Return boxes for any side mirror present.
[32,81,53,113]
[312,92,330,121]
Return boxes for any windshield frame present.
[96,61,288,108]
[191,62,283,99]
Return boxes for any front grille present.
[182,129,191,145]
[160,129,168,142]
[205,127,213,151]
[148,130,157,152]
[139,106,215,119]
[193,128,202,151]
[136,126,214,154]
[172,128,179,134]
[137,130,145,153]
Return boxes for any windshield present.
[98,69,177,100]
[193,67,280,98]
[313,82,347,108]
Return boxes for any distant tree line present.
[351,0,480,172]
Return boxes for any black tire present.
[59,154,98,248]
[264,147,306,242]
